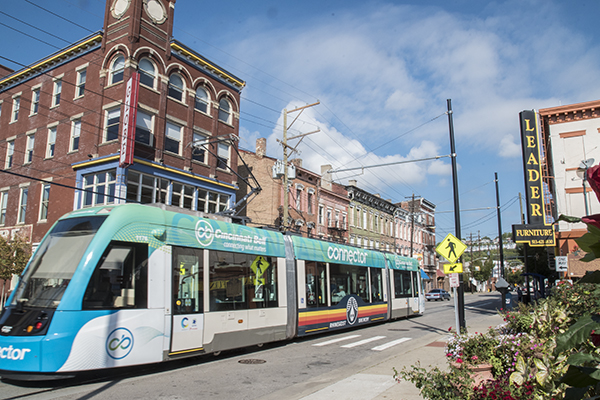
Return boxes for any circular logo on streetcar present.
[346,297,359,325]
[181,317,189,329]
[195,220,215,246]
[106,327,134,360]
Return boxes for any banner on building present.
[119,72,140,168]
[513,110,555,247]
[512,224,555,247]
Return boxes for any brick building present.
[318,165,349,242]
[0,0,244,250]
[238,138,319,236]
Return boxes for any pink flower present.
[471,355,478,361]
[588,165,600,203]
[582,214,600,230]
[457,358,463,363]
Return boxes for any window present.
[70,119,81,152]
[295,188,301,210]
[39,183,50,221]
[31,88,40,115]
[110,55,125,84]
[138,58,155,88]
[18,187,28,224]
[218,98,231,124]
[394,270,412,298]
[217,142,229,169]
[172,246,203,314]
[305,261,326,308]
[25,134,35,163]
[168,73,184,101]
[82,170,116,208]
[371,268,383,302]
[330,263,369,305]
[192,132,207,163]
[83,241,148,309]
[307,191,313,214]
[135,110,153,146]
[0,191,7,225]
[76,68,86,97]
[326,209,332,227]
[5,140,14,169]
[194,87,209,113]
[52,79,62,107]
[318,205,324,225]
[11,96,20,122]
[209,250,277,311]
[105,107,121,142]
[165,121,182,155]
[171,183,194,209]
[46,127,56,158]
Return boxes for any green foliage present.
[0,233,31,281]
[445,328,499,365]
[394,363,475,400]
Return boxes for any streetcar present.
[0,204,424,380]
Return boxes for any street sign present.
[443,263,463,274]
[556,256,568,272]
[449,273,459,288]
[436,233,467,263]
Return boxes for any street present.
[0,293,502,400]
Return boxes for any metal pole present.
[282,109,289,231]
[583,175,590,215]
[495,172,506,307]
[447,99,466,332]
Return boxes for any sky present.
[2,0,600,241]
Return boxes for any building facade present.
[0,0,244,249]
[539,100,600,277]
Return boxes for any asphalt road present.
[0,292,502,400]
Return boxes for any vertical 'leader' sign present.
[519,110,545,225]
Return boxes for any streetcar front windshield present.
[11,216,107,308]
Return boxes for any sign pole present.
[447,99,466,332]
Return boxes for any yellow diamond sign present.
[436,233,467,264]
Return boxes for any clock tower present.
[102,0,175,58]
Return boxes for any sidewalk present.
[285,296,505,400]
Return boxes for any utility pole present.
[407,193,421,257]
[281,102,320,231]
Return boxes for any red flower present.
[591,333,600,347]
[588,165,600,203]
[456,358,463,363]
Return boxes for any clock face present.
[111,0,130,19]
[145,0,167,24]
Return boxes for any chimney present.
[321,165,332,191]
[256,138,266,158]
[290,158,302,168]
[348,179,357,187]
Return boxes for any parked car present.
[425,288,451,301]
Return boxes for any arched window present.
[218,98,231,124]
[168,73,184,101]
[138,58,155,88]
[110,55,125,84]
[195,87,209,113]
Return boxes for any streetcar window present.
[412,271,419,296]
[305,261,326,308]
[11,216,107,309]
[172,246,203,314]
[208,250,277,311]
[329,263,369,305]
[394,270,412,298]
[83,241,148,309]
[370,268,383,302]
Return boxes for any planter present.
[451,362,493,387]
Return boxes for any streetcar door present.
[170,247,204,354]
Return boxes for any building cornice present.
[539,100,600,125]
[0,33,103,92]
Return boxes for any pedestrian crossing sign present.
[436,233,467,263]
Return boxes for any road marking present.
[341,336,386,348]
[312,334,361,347]
[371,337,412,351]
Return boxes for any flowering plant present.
[445,328,499,366]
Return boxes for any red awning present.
[436,269,445,278]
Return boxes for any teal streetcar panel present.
[162,211,286,257]
[384,253,419,271]
[290,236,386,268]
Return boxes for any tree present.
[471,257,493,283]
[0,233,31,308]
